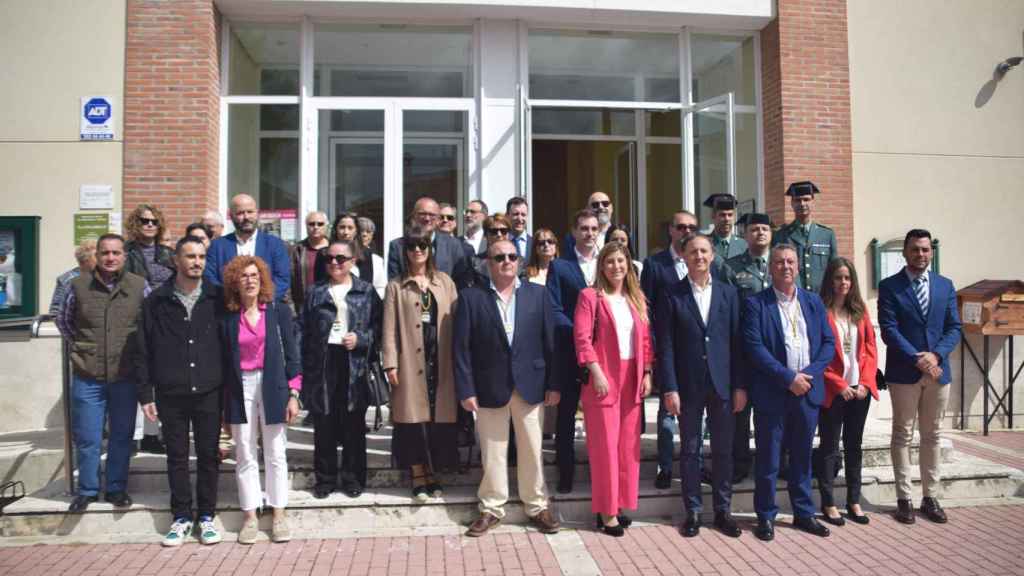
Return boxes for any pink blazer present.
[573,288,654,406]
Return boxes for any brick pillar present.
[760,0,854,258]
[124,0,220,239]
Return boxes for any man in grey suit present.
[387,196,472,288]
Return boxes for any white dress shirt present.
[775,288,810,373]
[835,313,861,388]
[575,247,597,286]
[465,229,484,255]
[235,229,258,257]
[670,243,688,281]
[490,277,520,346]
[688,275,713,326]
[607,294,635,360]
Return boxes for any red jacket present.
[573,288,654,406]
[823,310,879,408]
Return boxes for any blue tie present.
[914,275,929,317]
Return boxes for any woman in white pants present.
[222,255,302,544]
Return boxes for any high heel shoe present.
[595,514,625,537]
[820,506,846,526]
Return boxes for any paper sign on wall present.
[80,185,114,210]
[962,302,983,325]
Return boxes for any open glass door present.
[689,92,736,226]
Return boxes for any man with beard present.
[564,191,614,254]
[460,200,488,257]
[204,194,291,301]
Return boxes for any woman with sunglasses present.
[604,224,643,277]
[301,240,382,500]
[318,212,387,300]
[381,232,460,502]
[573,242,653,537]
[818,257,878,525]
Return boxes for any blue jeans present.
[72,376,138,496]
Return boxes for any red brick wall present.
[760,0,854,258]
[124,0,220,241]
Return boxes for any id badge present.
[504,322,514,339]
[420,311,431,323]
[328,322,345,345]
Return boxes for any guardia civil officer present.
[704,194,747,261]
[773,181,837,293]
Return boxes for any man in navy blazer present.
[506,196,534,260]
[878,229,961,525]
[454,239,560,537]
[204,194,291,301]
[744,243,834,541]
[387,196,472,288]
[546,208,601,493]
[656,234,745,539]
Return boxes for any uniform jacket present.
[453,282,555,408]
[724,251,771,302]
[742,286,835,413]
[877,269,962,385]
[380,272,459,424]
[205,231,292,301]
[711,234,748,261]
[299,277,382,415]
[223,301,302,425]
[654,278,743,401]
[824,310,879,408]
[773,221,837,293]
[573,288,653,407]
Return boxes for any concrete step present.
[2,450,1018,543]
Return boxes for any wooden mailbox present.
[957,280,1024,336]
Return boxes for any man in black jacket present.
[136,236,226,547]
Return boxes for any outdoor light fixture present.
[996,56,1023,75]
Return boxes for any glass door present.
[689,92,736,227]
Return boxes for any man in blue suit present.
[656,234,745,539]
[878,229,961,525]
[204,194,291,301]
[455,239,561,537]
[547,208,601,493]
[744,243,834,541]
[506,197,533,260]
[642,210,700,489]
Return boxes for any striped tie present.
[914,275,929,317]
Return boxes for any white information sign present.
[962,302,983,326]
[79,185,114,210]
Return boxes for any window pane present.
[691,34,756,106]
[315,24,472,97]
[317,109,385,251]
[693,110,728,227]
[402,111,467,223]
[645,143,683,255]
[328,110,384,133]
[228,105,299,216]
[529,30,680,102]
[646,110,681,138]
[228,23,300,95]
[259,139,299,212]
[260,105,299,132]
[532,109,635,136]
[734,113,758,213]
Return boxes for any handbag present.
[365,349,390,431]
[875,368,887,391]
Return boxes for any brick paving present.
[951,431,1024,471]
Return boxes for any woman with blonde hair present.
[573,242,653,536]
[221,256,302,544]
[124,204,175,288]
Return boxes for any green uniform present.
[725,251,771,302]
[711,234,748,261]
[773,221,837,293]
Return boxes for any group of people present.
[52,180,962,546]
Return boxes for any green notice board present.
[0,216,41,322]
[74,213,109,246]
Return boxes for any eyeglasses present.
[439,214,456,222]
[140,217,159,226]
[307,221,326,227]
[415,211,439,220]
[491,253,519,263]
[674,223,699,232]
[537,239,557,247]
[464,208,482,216]
[328,254,353,265]
[407,242,431,252]
[485,227,509,236]
[590,200,611,209]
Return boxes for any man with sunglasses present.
[438,203,458,235]
[455,239,560,537]
[472,214,521,285]
[563,191,614,255]
[460,200,489,257]
[290,211,330,309]
[387,196,472,288]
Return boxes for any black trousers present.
[156,388,221,519]
[818,391,871,507]
[555,364,584,484]
[681,383,735,514]
[313,349,368,490]
[732,403,753,479]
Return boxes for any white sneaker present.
[162,517,193,547]
[197,516,222,545]
[271,515,292,543]
[238,518,259,545]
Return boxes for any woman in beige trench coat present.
[381,232,459,503]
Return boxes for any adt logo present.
[84,98,112,125]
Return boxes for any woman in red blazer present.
[818,257,878,526]
[573,243,653,537]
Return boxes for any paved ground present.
[950,430,1024,471]
[1,504,1023,575]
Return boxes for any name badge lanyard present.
[495,292,515,342]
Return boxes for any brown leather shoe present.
[529,509,560,534]
[465,513,501,537]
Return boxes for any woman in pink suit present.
[574,242,653,537]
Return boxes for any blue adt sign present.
[80,96,115,140]
[84,98,111,125]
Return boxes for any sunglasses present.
[485,227,509,236]
[407,242,431,252]
[439,214,456,222]
[327,254,353,265]
[307,221,327,227]
[675,223,699,232]
[590,200,611,209]
[491,253,519,263]
[537,239,557,247]
[415,211,439,220]
[140,217,159,226]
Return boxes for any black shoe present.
[793,516,830,537]
[755,518,774,541]
[700,468,713,485]
[846,509,870,525]
[713,512,742,538]
[139,435,165,454]
[313,485,333,499]
[894,499,916,525]
[681,511,701,537]
[104,492,133,508]
[343,482,364,499]
[820,506,846,526]
[68,495,97,513]
[654,469,671,490]
[920,497,948,524]
[595,514,625,537]
[616,514,633,529]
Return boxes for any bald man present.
[563,191,614,254]
[387,196,472,288]
[204,194,291,300]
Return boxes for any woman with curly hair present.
[124,204,175,288]
[221,256,302,544]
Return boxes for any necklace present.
[836,311,853,355]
